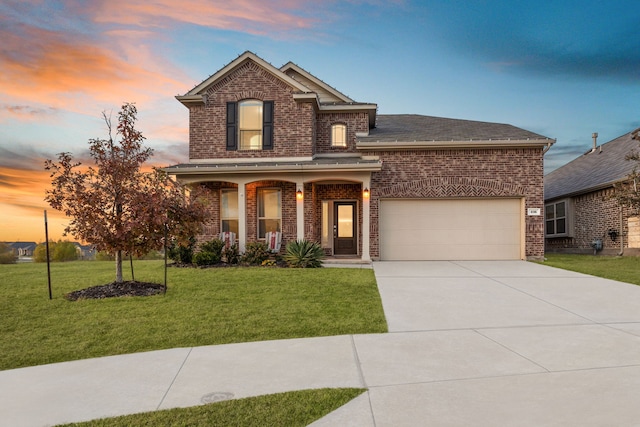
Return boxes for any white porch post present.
[238,181,247,253]
[362,178,371,262]
[296,182,305,242]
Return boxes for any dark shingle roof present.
[544,130,640,201]
[357,114,550,142]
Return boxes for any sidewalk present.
[5,261,640,426]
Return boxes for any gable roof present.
[176,51,378,127]
[544,130,640,201]
[356,114,554,149]
[279,61,354,103]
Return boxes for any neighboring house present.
[72,243,96,260]
[5,242,37,257]
[544,130,640,255]
[166,51,554,261]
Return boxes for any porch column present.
[238,181,247,253]
[296,182,304,241]
[362,179,371,262]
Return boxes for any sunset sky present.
[1,0,639,243]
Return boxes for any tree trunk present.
[115,250,123,283]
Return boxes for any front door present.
[333,202,357,255]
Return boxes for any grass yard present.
[541,253,640,286]
[0,260,387,371]
[58,388,366,427]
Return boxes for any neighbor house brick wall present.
[364,147,545,260]
[188,60,315,160]
[315,112,369,154]
[545,188,628,254]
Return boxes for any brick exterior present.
[179,56,547,260]
[364,148,545,260]
[189,60,315,160]
[545,188,629,254]
[315,113,369,154]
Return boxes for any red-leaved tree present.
[45,103,209,283]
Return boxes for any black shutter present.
[226,102,237,150]
[262,101,274,150]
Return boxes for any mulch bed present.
[65,281,166,301]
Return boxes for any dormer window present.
[332,123,347,147]
[226,100,274,151]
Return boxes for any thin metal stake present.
[44,210,52,300]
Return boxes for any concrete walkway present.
[5,261,640,426]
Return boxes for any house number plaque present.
[527,208,541,216]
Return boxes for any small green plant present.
[168,237,196,264]
[193,251,219,266]
[284,240,324,268]
[223,244,240,264]
[242,241,270,265]
[261,259,277,267]
[193,239,224,266]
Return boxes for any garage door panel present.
[380,199,522,260]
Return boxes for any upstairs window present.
[331,123,347,147]
[239,100,263,150]
[226,100,274,151]
[545,199,572,237]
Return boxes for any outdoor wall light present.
[296,189,303,200]
[363,187,370,198]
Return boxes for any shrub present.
[33,241,78,262]
[200,239,224,261]
[223,244,240,264]
[284,240,324,268]
[193,251,219,266]
[242,241,270,265]
[0,243,17,264]
[168,237,196,264]
[192,239,224,266]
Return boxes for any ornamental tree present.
[45,103,209,283]
[614,128,640,214]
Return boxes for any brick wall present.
[189,60,314,160]
[315,112,369,154]
[365,147,545,259]
[545,188,628,254]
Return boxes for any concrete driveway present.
[325,260,640,426]
[5,260,640,426]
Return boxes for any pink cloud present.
[90,0,319,35]
[0,23,186,111]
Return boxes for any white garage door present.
[380,198,523,260]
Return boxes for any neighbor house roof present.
[356,114,554,150]
[544,130,640,201]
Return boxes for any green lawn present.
[541,253,640,285]
[58,388,366,427]
[0,260,387,371]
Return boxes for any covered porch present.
[165,158,381,261]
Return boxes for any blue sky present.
[1,0,638,242]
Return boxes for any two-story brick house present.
[166,51,554,261]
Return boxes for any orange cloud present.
[91,0,319,35]
[0,23,186,113]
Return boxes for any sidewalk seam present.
[156,347,194,410]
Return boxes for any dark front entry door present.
[334,202,357,255]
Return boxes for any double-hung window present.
[258,188,281,238]
[545,200,572,237]
[226,100,274,151]
[221,189,238,235]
